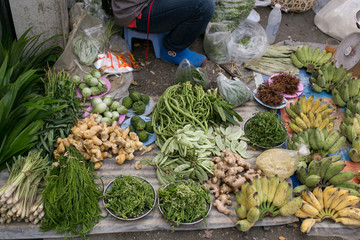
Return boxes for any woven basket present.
[271,0,316,12]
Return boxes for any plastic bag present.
[175,59,209,89]
[314,0,360,41]
[227,20,268,64]
[84,0,110,22]
[212,0,256,31]
[256,149,300,181]
[217,73,251,107]
[203,23,232,64]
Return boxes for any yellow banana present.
[260,176,269,203]
[334,195,360,211]
[335,217,360,226]
[323,186,338,210]
[300,218,321,233]
[267,175,279,204]
[247,206,260,223]
[313,187,324,210]
[246,183,257,197]
[300,95,306,113]
[353,117,360,135]
[305,95,314,114]
[310,98,322,112]
[253,176,263,203]
[295,209,312,218]
[325,188,341,210]
[302,190,322,212]
[289,122,303,133]
[319,118,329,130]
[336,207,360,220]
[241,182,249,197]
[279,196,302,217]
[296,117,308,130]
[314,113,322,128]
[326,122,334,133]
[247,192,260,209]
[320,108,333,119]
[235,204,248,219]
[236,192,248,209]
[314,104,329,114]
[301,201,320,217]
[328,189,350,210]
[236,219,255,232]
[300,112,311,128]
[273,180,290,207]
[309,111,315,128]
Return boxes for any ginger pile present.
[204,150,262,214]
[54,114,147,169]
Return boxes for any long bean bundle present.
[152,82,211,144]
[40,147,103,237]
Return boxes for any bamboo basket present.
[271,0,316,12]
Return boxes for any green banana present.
[313,49,327,64]
[326,136,346,155]
[328,172,356,185]
[267,175,279,204]
[320,157,332,179]
[236,219,255,232]
[305,174,321,188]
[260,176,269,203]
[293,185,309,196]
[349,148,360,163]
[311,48,320,65]
[339,84,350,102]
[291,53,304,68]
[311,82,323,93]
[307,159,321,176]
[346,123,357,143]
[296,167,308,185]
[317,52,332,66]
[332,90,347,107]
[335,181,360,191]
[273,181,290,207]
[323,130,340,151]
[314,128,325,150]
[323,162,346,183]
[235,204,248,219]
[247,206,260,223]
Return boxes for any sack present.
[175,59,209,89]
[203,23,232,64]
[217,73,251,107]
[212,0,255,30]
[227,20,268,64]
[314,0,360,41]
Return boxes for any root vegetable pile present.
[54,114,146,169]
[204,150,261,214]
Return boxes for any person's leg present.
[135,0,215,67]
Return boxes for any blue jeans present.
[135,0,215,52]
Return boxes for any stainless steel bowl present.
[103,175,157,221]
[158,182,212,225]
[244,116,288,149]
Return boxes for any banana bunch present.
[294,157,359,196]
[286,95,335,133]
[235,176,302,231]
[332,77,360,107]
[290,45,332,73]
[310,61,351,93]
[287,128,346,158]
[296,186,360,233]
[344,99,360,117]
[340,115,360,162]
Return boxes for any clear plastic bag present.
[217,73,251,107]
[227,20,268,64]
[84,0,110,22]
[175,59,209,89]
[212,0,256,31]
[203,22,231,64]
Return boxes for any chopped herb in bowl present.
[103,175,156,220]
[158,179,212,226]
[244,111,288,148]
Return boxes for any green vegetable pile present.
[40,147,103,237]
[104,175,155,219]
[152,82,243,145]
[130,116,154,142]
[158,179,211,226]
[89,94,122,125]
[245,111,288,148]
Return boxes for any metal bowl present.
[103,175,157,221]
[158,182,212,225]
[244,116,288,149]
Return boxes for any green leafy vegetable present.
[158,179,211,227]
[104,175,155,219]
[245,111,288,148]
[40,147,103,237]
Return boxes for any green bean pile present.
[152,82,212,144]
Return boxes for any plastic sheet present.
[0,100,298,239]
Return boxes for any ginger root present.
[53,114,153,170]
[203,150,262,214]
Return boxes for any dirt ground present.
[49,5,345,240]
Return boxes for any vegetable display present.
[0,151,48,225]
[120,91,150,115]
[285,95,335,133]
[89,94,123,125]
[245,111,288,148]
[158,179,211,226]
[54,115,145,169]
[104,175,155,219]
[296,186,360,233]
[40,147,103,237]
[331,77,360,108]
[235,176,302,232]
[128,116,154,142]
[340,114,360,162]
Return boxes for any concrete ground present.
[52,5,344,240]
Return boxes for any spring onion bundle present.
[40,147,103,237]
[0,151,49,224]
